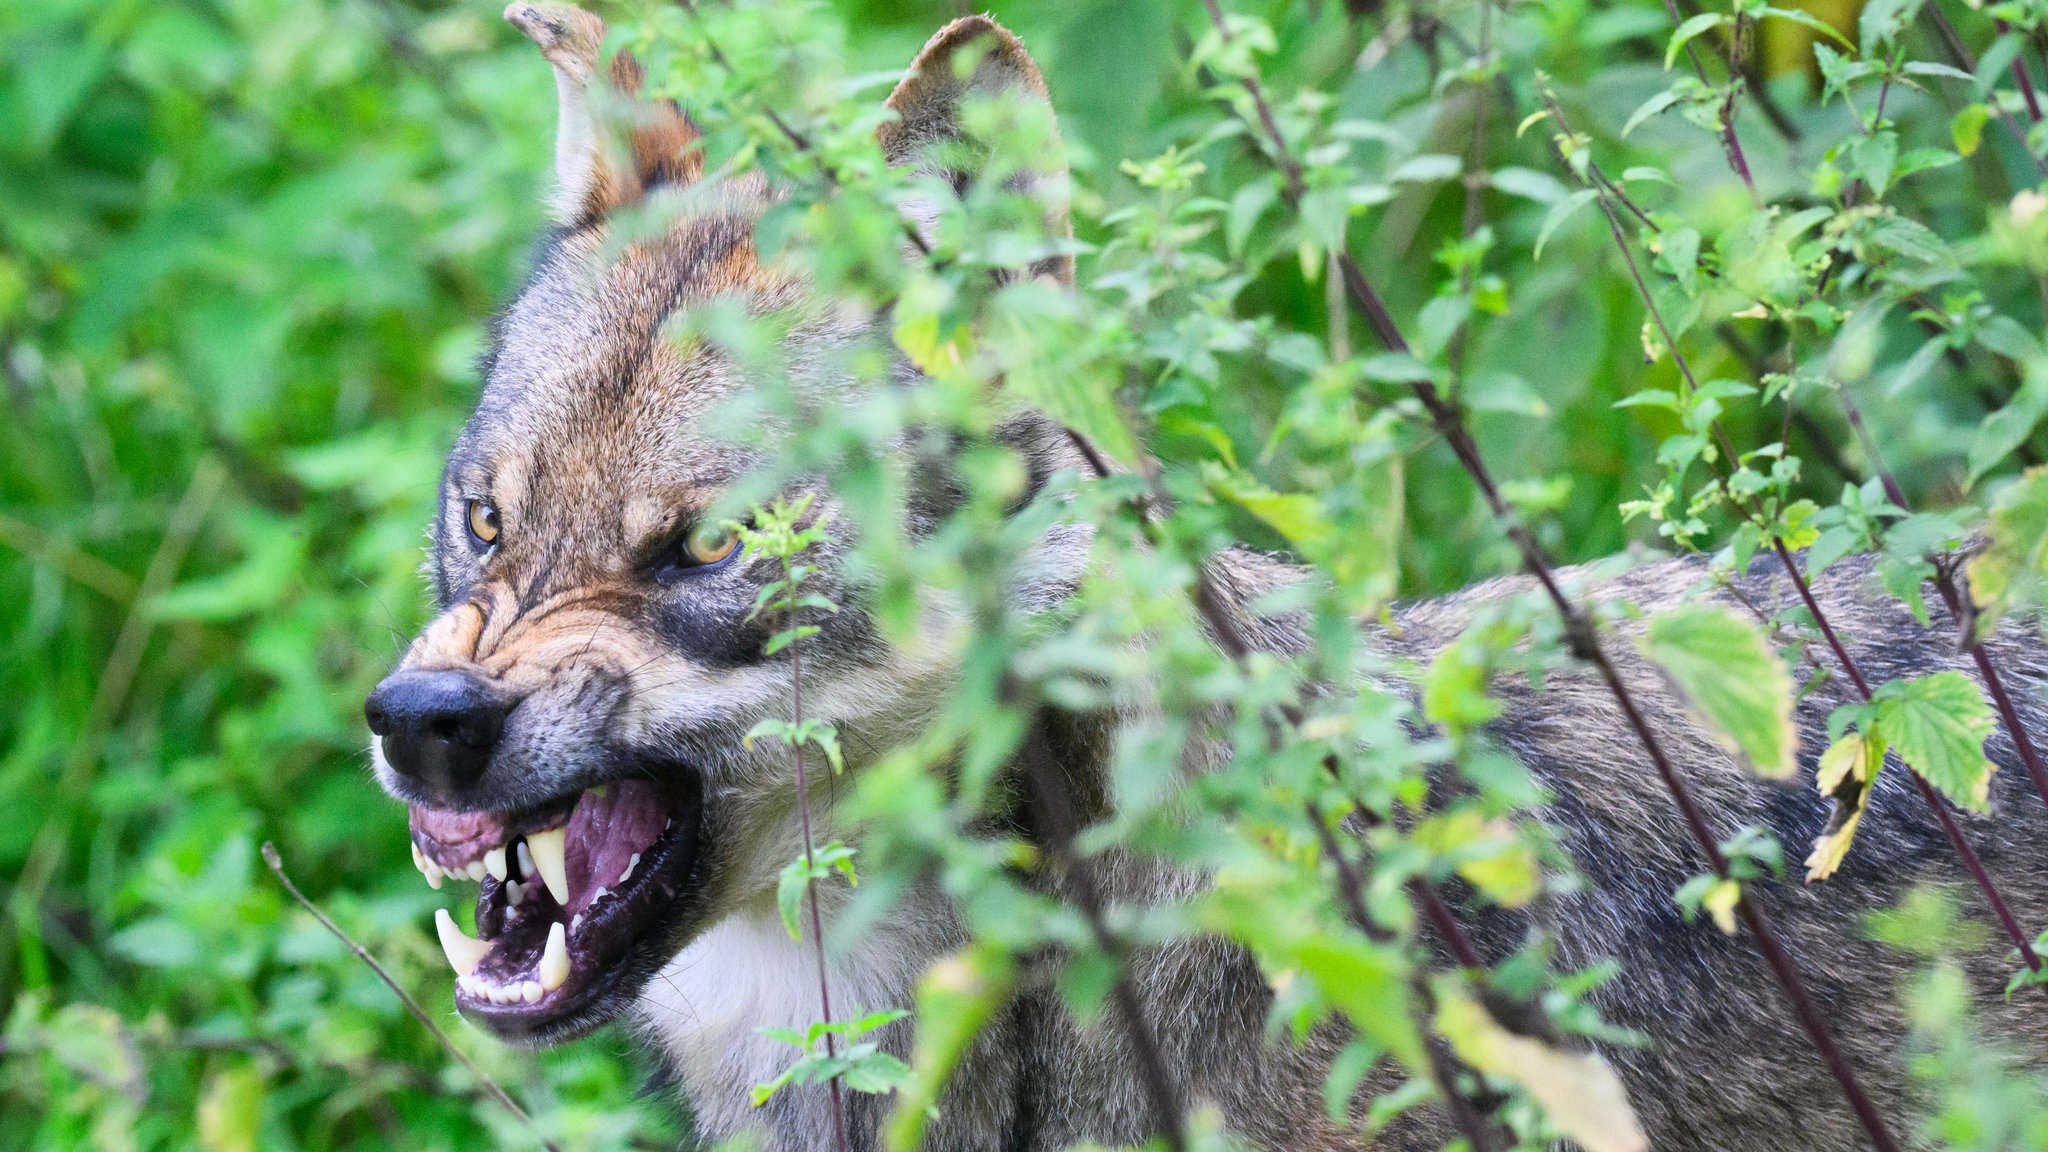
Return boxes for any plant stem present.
[1016,715,1189,1152]
[1554,71,2045,978]
[1189,6,1902,1142]
[1834,389,2048,824]
[261,842,564,1152]
[783,558,851,1152]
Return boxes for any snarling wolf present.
[366,7,2048,1150]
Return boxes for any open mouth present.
[408,773,701,1040]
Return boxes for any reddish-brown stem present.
[1772,539,2044,974]
[1191,9,1902,1145]
[1659,0,1757,201]
[1564,74,2045,979]
[1307,810,1511,1152]
[785,592,851,1152]
[1017,717,1190,1152]
[1995,15,2046,122]
[1923,6,2048,176]
[1835,390,2048,819]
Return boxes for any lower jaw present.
[450,777,706,1041]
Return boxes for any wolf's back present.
[1373,546,2048,1151]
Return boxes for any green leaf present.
[1641,604,1798,777]
[1970,467,2048,635]
[1665,13,1728,70]
[1535,188,1600,261]
[1952,103,1993,155]
[1872,672,1998,811]
[1967,365,2048,485]
[1622,89,1682,138]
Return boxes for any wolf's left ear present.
[881,18,1073,287]
[504,2,703,225]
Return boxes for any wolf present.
[365,6,2048,1150]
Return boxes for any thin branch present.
[1834,389,2048,822]
[1552,82,2044,979]
[1190,4,1902,1143]
[1016,718,1190,1152]
[261,842,564,1152]
[785,579,851,1152]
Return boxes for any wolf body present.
[366,8,2048,1151]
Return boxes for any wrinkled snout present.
[365,669,514,799]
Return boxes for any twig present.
[1552,82,2044,979]
[260,842,564,1152]
[1191,4,1902,1144]
[783,558,851,1152]
[1834,389,2048,820]
[1017,718,1190,1152]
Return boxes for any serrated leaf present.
[1641,605,1798,777]
[1873,672,1998,811]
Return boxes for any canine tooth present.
[485,846,508,881]
[516,839,535,881]
[434,909,492,977]
[411,842,428,876]
[618,853,639,885]
[526,827,569,905]
[538,921,570,992]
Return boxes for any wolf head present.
[366,5,1083,1043]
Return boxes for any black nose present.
[365,670,510,795]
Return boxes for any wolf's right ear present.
[504,2,703,226]
[881,18,1072,287]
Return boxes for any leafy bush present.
[10,0,2048,1147]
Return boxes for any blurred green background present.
[4,0,2033,1146]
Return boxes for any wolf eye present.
[653,522,741,582]
[683,522,740,566]
[466,499,501,550]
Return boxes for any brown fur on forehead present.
[461,187,797,553]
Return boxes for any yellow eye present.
[466,499,500,548]
[683,522,739,566]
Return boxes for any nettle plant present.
[407,0,2048,1147]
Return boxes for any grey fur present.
[371,10,2048,1151]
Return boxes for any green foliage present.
[750,1010,913,1108]
[1642,603,1798,777]
[15,0,2048,1145]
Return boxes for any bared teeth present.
[538,921,569,992]
[485,846,508,882]
[618,852,639,886]
[434,909,491,976]
[525,827,569,905]
[423,855,444,890]
[516,840,535,882]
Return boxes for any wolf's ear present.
[881,18,1072,287]
[504,2,703,225]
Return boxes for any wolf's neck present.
[629,885,961,1148]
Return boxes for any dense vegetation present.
[12,0,2048,1147]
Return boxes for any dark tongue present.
[564,780,672,914]
[410,806,513,868]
